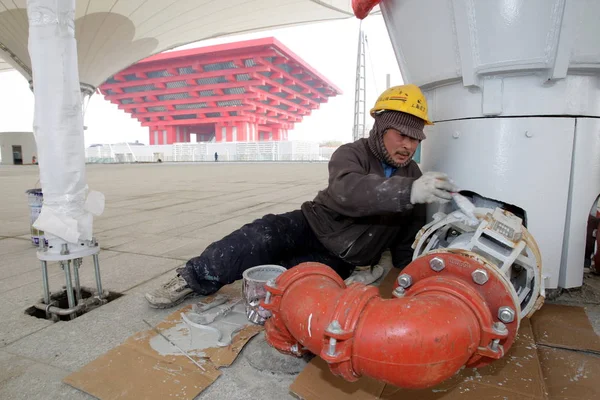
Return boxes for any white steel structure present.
[379,0,600,289]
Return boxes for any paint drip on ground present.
[149,302,250,357]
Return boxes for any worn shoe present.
[145,274,196,308]
[344,264,385,286]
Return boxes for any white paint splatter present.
[308,313,313,338]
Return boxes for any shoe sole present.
[146,291,197,309]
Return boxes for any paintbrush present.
[451,192,478,224]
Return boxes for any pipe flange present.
[398,251,520,368]
[320,283,379,381]
[263,262,346,356]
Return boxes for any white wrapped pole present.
[27,0,103,251]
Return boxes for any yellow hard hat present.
[370,84,433,125]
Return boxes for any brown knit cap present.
[367,110,426,168]
[374,110,426,141]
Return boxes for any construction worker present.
[145,84,457,308]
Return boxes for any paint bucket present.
[25,188,45,246]
[242,265,286,325]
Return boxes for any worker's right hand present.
[410,172,457,204]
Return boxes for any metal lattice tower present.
[353,22,367,141]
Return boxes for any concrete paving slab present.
[160,237,216,260]
[0,237,34,257]
[0,220,30,237]
[0,246,41,281]
[93,208,180,233]
[0,350,35,384]
[190,201,278,218]
[3,278,198,372]
[0,296,53,348]
[158,213,238,237]
[187,218,259,240]
[109,235,198,257]
[129,212,210,235]
[0,351,92,400]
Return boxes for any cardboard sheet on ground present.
[63,281,263,400]
[291,269,600,400]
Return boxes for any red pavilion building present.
[99,37,342,145]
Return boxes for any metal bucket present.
[242,265,286,325]
[26,188,45,246]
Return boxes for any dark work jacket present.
[301,139,426,267]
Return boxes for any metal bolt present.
[452,131,460,139]
[327,337,337,356]
[498,306,516,323]
[392,287,406,298]
[263,280,276,304]
[493,321,508,335]
[525,131,533,138]
[327,320,342,334]
[397,274,412,288]
[430,257,445,272]
[60,243,70,255]
[291,344,299,353]
[471,269,489,285]
[326,320,341,356]
[490,339,500,352]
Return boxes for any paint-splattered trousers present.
[178,210,357,295]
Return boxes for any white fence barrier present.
[86,141,336,163]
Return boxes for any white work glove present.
[410,172,458,204]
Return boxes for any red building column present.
[248,123,258,142]
[271,128,281,141]
[166,126,177,144]
[149,127,157,145]
[215,124,227,142]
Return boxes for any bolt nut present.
[498,306,516,323]
[327,320,342,334]
[471,269,489,285]
[430,257,445,272]
[493,321,508,335]
[397,274,413,288]
[392,287,406,298]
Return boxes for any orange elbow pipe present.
[263,255,518,389]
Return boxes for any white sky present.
[0,15,403,147]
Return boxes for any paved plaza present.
[1,162,599,399]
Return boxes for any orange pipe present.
[352,0,381,19]
[264,261,511,389]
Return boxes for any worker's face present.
[383,128,420,165]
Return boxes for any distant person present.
[32,155,37,165]
[214,152,219,162]
[157,158,162,163]
[146,84,457,308]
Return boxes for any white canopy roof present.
[0,0,358,87]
